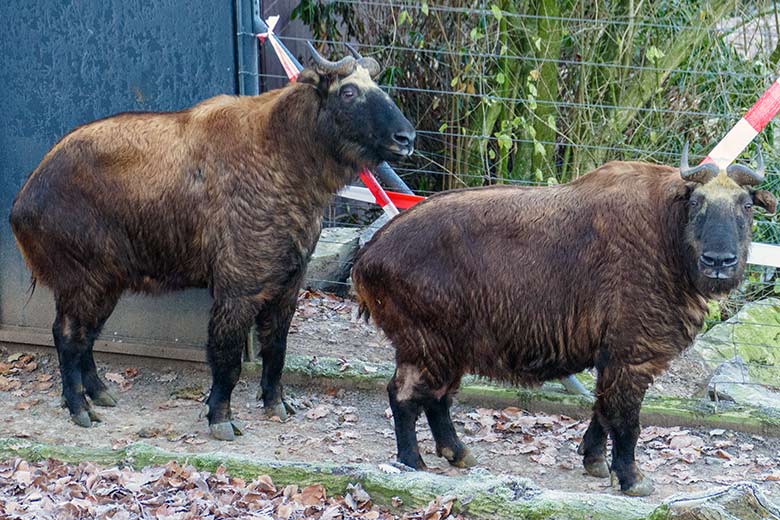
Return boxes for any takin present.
[351,147,775,496]
[10,44,415,440]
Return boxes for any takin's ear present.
[751,189,777,215]
[672,181,697,201]
[297,68,331,97]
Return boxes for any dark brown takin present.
[9,44,415,440]
[352,147,775,496]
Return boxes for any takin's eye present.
[340,84,358,101]
[744,201,753,211]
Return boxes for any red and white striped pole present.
[701,77,780,169]
[699,76,780,268]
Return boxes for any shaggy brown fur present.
[352,161,775,496]
[10,63,415,438]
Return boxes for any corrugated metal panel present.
[0,1,239,357]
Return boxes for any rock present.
[691,298,780,390]
[359,214,390,248]
[707,356,780,410]
[305,227,362,295]
[664,482,780,519]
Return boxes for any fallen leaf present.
[105,372,126,384]
[305,405,331,420]
[276,503,294,520]
[14,399,39,411]
[0,376,22,392]
[171,386,204,401]
[300,484,326,506]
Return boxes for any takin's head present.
[678,143,777,296]
[298,42,415,168]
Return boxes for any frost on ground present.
[0,292,779,516]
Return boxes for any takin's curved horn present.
[343,42,381,78]
[726,147,765,187]
[306,41,356,76]
[679,142,719,184]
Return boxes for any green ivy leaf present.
[546,114,556,131]
[490,4,503,21]
[495,72,506,85]
[438,122,448,133]
[534,140,546,158]
[497,133,513,150]
[421,1,429,16]
[646,45,665,65]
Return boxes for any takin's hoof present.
[209,421,242,441]
[394,459,427,472]
[90,390,118,407]
[441,447,478,468]
[264,403,290,422]
[583,458,610,478]
[611,471,655,497]
[70,411,93,428]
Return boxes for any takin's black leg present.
[205,297,256,441]
[387,370,426,469]
[54,313,96,427]
[256,290,298,420]
[80,315,118,407]
[596,364,654,496]
[577,415,610,478]
[54,292,119,427]
[424,393,476,468]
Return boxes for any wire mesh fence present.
[254,1,780,401]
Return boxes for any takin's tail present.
[22,276,37,310]
[356,297,371,322]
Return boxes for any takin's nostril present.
[700,252,738,268]
[392,130,415,148]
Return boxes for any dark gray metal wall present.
[0,2,243,359]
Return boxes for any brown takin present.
[9,44,415,441]
[352,147,775,496]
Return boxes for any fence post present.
[236,0,260,96]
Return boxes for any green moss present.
[0,438,665,519]
[245,354,780,436]
[693,298,780,386]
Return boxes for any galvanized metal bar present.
[236,0,260,95]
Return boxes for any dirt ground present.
[0,292,778,509]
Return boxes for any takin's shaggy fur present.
[352,160,776,496]
[10,56,415,439]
